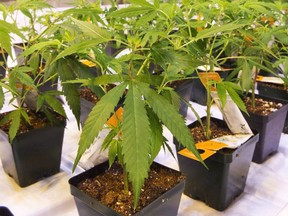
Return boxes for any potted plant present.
[0,0,67,187]
[234,0,288,163]
[51,1,206,215]
[174,73,259,211]
[172,0,262,211]
[256,25,288,133]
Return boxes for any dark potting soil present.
[244,96,283,115]
[189,118,237,154]
[79,85,118,104]
[79,87,101,104]
[190,119,233,144]
[0,109,65,135]
[77,162,185,216]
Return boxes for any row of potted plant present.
[0,0,287,215]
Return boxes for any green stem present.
[251,67,258,109]
[205,84,212,140]
[208,36,217,71]
[215,38,229,65]
[185,8,193,38]
[123,166,129,194]
[136,52,151,76]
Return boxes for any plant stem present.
[251,67,258,109]
[123,166,129,195]
[205,84,212,140]
[136,52,151,76]
[208,36,217,71]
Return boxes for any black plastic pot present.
[0,51,8,78]
[79,87,125,126]
[190,78,207,105]
[36,75,58,93]
[69,161,185,216]
[257,82,288,133]
[0,115,66,187]
[80,97,95,126]
[173,80,193,118]
[242,93,288,163]
[105,40,125,57]
[174,117,259,211]
[0,207,14,216]
[257,82,288,101]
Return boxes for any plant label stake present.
[179,72,253,161]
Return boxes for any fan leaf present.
[121,82,151,209]
[71,18,112,40]
[73,82,128,171]
[8,109,21,142]
[55,58,80,126]
[146,107,164,164]
[138,82,204,165]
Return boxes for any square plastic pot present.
[0,116,66,187]
[0,51,8,78]
[174,80,193,118]
[242,93,288,163]
[257,82,288,133]
[0,206,14,216]
[69,161,185,216]
[174,117,259,211]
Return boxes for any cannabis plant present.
[174,0,254,139]
[227,0,288,107]
[0,0,67,142]
[52,0,206,208]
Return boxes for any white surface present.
[1,3,288,215]
[1,99,288,216]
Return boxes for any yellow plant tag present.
[80,59,96,67]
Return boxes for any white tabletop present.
[1,98,288,216]
[1,3,288,215]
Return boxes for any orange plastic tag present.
[196,140,228,151]
[256,75,264,81]
[178,140,228,161]
[106,107,124,128]
[179,147,216,161]
[198,72,221,91]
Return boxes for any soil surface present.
[189,118,238,154]
[79,87,101,104]
[76,162,185,216]
[189,118,233,143]
[79,84,118,104]
[244,96,283,115]
[0,109,65,135]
